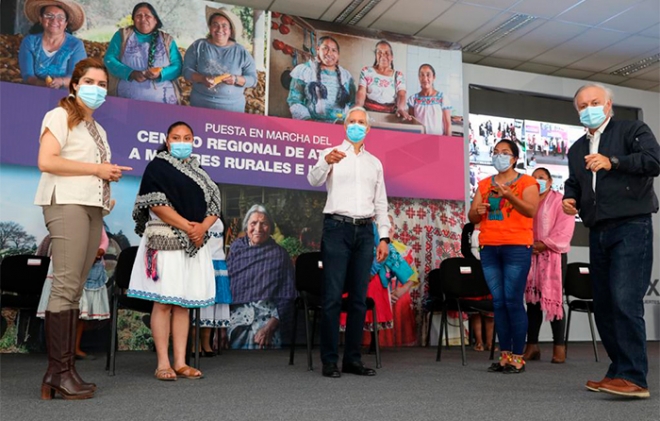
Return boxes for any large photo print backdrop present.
[0,0,466,352]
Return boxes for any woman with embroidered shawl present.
[226,205,296,350]
[104,2,182,104]
[287,36,355,122]
[523,168,574,364]
[128,121,221,381]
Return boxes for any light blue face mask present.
[346,123,367,143]
[492,154,512,173]
[579,105,607,129]
[170,142,193,159]
[77,85,107,110]
[537,179,548,194]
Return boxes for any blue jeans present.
[320,218,374,365]
[480,245,532,355]
[589,215,652,388]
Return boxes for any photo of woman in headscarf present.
[287,36,355,123]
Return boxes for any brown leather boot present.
[551,344,566,364]
[68,310,97,391]
[523,343,540,361]
[41,310,95,400]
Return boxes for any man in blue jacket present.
[563,83,659,399]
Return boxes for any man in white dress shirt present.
[308,106,390,378]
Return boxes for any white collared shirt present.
[308,140,390,239]
[587,118,611,191]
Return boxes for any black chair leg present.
[289,300,298,365]
[587,309,599,362]
[372,306,381,368]
[564,308,572,358]
[311,310,318,350]
[425,311,433,347]
[489,323,496,361]
[444,312,450,349]
[303,300,313,371]
[108,292,119,376]
[437,310,446,362]
[194,308,200,369]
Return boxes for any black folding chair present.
[435,257,496,365]
[289,252,381,370]
[564,262,599,362]
[105,246,201,375]
[0,255,50,338]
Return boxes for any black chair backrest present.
[295,252,323,297]
[427,268,442,299]
[565,262,593,300]
[460,223,476,259]
[0,255,50,295]
[114,246,139,289]
[439,257,490,298]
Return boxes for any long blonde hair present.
[58,57,108,129]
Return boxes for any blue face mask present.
[492,154,512,173]
[77,85,107,110]
[537,179,548,194]
[170,142,193,159]
[579,105,607,129]
[346,123,367,143]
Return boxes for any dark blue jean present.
[480,245,533,355]
[320,218,374,365]
[589,215,653,388]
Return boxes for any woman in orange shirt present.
[468,139,539,373]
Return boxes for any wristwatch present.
[380,237,391,244]
[609,156,620,170]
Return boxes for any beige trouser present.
[43,202,103,312]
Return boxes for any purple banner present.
[0,82,465,200]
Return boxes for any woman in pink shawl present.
[523,168,575,364]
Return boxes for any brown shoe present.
[599,378,650,398]
[551,345,566,364]
[585,377,612,392]
[523,343,540,361]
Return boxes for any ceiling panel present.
[511,0,586,19]
[648,84,660,92]
[220,0,275,10]
[477,17,546,56]
[568,36,659,72]
[354,0,398,27]
[557,0,642,26]
[634,67,660,82]
[492,20,586,61]
[618,78,659,90]
[416,3,502,41]
[514,62,560,74]
[586,73,629,85]
[640,23,659,38]
[369,0,454,35]
[460,0,521,9]
[600,0,660,33]
[478,56,524,69]
[533,28,629,67]
[270,0,329,19]
[462,52,484,63]
[551,68,596,79]
[319,0,354,21]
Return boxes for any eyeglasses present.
[42,13,67,22]
[492,152,513,158]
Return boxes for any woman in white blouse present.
[35,57,131,401]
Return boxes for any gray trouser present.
[43,203,103,312]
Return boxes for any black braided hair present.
[307,36,349,108]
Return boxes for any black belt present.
[326,214,373,225]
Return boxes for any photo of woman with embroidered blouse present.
[468,139,539,374]
[287,36,355,123]
[103,2,182,104]
[183,6,257,112]
[35,57,131,400]
[523,168,574,364]
[407,64,452,135]
[128,121,221,381]
[19,0,87,90]
[227,205,296,350]
[355,40,409,120]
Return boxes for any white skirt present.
[127,235,216,308]
[195,303,230,328]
